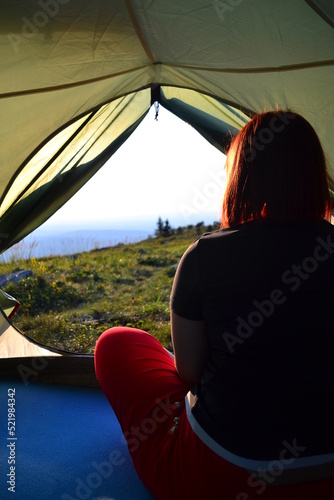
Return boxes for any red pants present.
[94,327,334,500]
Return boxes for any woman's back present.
[171,219,334,459]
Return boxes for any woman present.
[95,110,334,499]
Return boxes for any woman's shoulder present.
[188,219,334,253]
[193,219,334,254]
[196,221,258,244]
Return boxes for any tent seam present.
[0,65,150,99]
[1,59,333,101]
[167,59,334,74]
[124,0,156,63]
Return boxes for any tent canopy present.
[1,6,333,497]
[0,0,333,253]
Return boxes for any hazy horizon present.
[2,212,221,261]
[34,210,221,234]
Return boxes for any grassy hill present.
[0,222,219,353]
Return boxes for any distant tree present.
[155,217,164,237]
[195,221,204,234]
[155,217,173,237]
[163,219,173,237]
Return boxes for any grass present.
[0,222,219,353]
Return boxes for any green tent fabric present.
[0,0,333,252]
[0,5,333,497]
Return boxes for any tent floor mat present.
[0,380,154,500]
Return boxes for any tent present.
[1,0,333,256]
[0,0,333,498]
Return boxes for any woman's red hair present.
[221,110,332,227]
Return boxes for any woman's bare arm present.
[171,311,208,387]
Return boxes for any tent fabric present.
[0,4,333,496]
[0,0,333,253]
[0,289,20,319]
[0,93,150,252]
[0,304,102,387]
[0,306,61,358]
[159,86,250,151]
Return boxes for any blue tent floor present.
[0,380,155,500]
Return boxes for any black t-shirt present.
[170,220,334,459]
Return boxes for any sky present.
[40,106,227,233]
